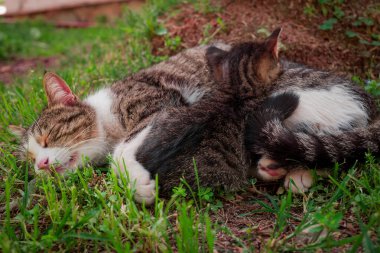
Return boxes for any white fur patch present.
[26,135,108,174]
[84,88,116,136]
[111,126,155,205]
[211,41,231,51]
[281,85,368,134]
[179,86,207,104]
[26,136,67,174]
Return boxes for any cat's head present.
[206,27,282,88]
[9,73,103,175]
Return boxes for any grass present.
[0,0,379,252]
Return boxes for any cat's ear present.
[255,27,282,84]
[264,27,282,60]
[206,46,228,83]
[9,125,26,138]
[43,72,78,106]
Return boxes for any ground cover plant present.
[0,0,379,252]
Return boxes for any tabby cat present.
[245,60,379,192]
[10,29,283,204]
[135,28,287,196]
[136,38,379,194]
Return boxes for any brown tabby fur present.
[246,60,379,171]
[136,29,283,195]
[13,30,283,198]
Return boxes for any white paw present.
[111,142,151,185]
[134,179,156,205]
[284,169,313,193]
[111,128,155,205]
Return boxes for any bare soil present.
[153,0,380,78]
[0,57,58,84]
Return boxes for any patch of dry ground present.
[0,57,58,84]
[153,0,379,78]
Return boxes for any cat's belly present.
[276,85,369,134]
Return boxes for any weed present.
[164,35,182,51]
[200,16,226,45]
[193,0,222,14]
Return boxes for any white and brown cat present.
[10,30,284,204]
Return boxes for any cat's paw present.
[284,169,313,193]
[257,156,288,181]
[111,139,152,181]
[112,139,155,205]
[134,179,156,205]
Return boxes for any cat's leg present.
[111,126,156,205]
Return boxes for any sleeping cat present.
[10,29,284,204]
[135,28,287,196]
[135,41,379,194]
[245,60,379,192]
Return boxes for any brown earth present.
[153,0,380,79]
[0,57,58,84]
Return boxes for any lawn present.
[0,0,379,252]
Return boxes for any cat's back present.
[108,43,231,137]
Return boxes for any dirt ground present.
[0,57,58,84]
[1,0,378,84]
[153,0,379,78]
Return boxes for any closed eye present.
[41,140,48,148]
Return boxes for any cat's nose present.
[37,158,49,170]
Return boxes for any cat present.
[134,28,288,196]
[136,35,379,195]
[245,60,379,192]
[10,29,284,204]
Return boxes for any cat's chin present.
[34,152,80,175]
[55,152,80,174]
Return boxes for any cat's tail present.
[247,98,380,167]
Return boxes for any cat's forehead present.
[33,103,92,129]
[26,103,97,146]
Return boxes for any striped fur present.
[246,61,379,183]
[13,30,283,201]
[136,28,283,195]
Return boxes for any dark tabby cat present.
[10,29,283,204]
[135,28,287,196]
[136,35,379,195]
[245,61,379,192]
